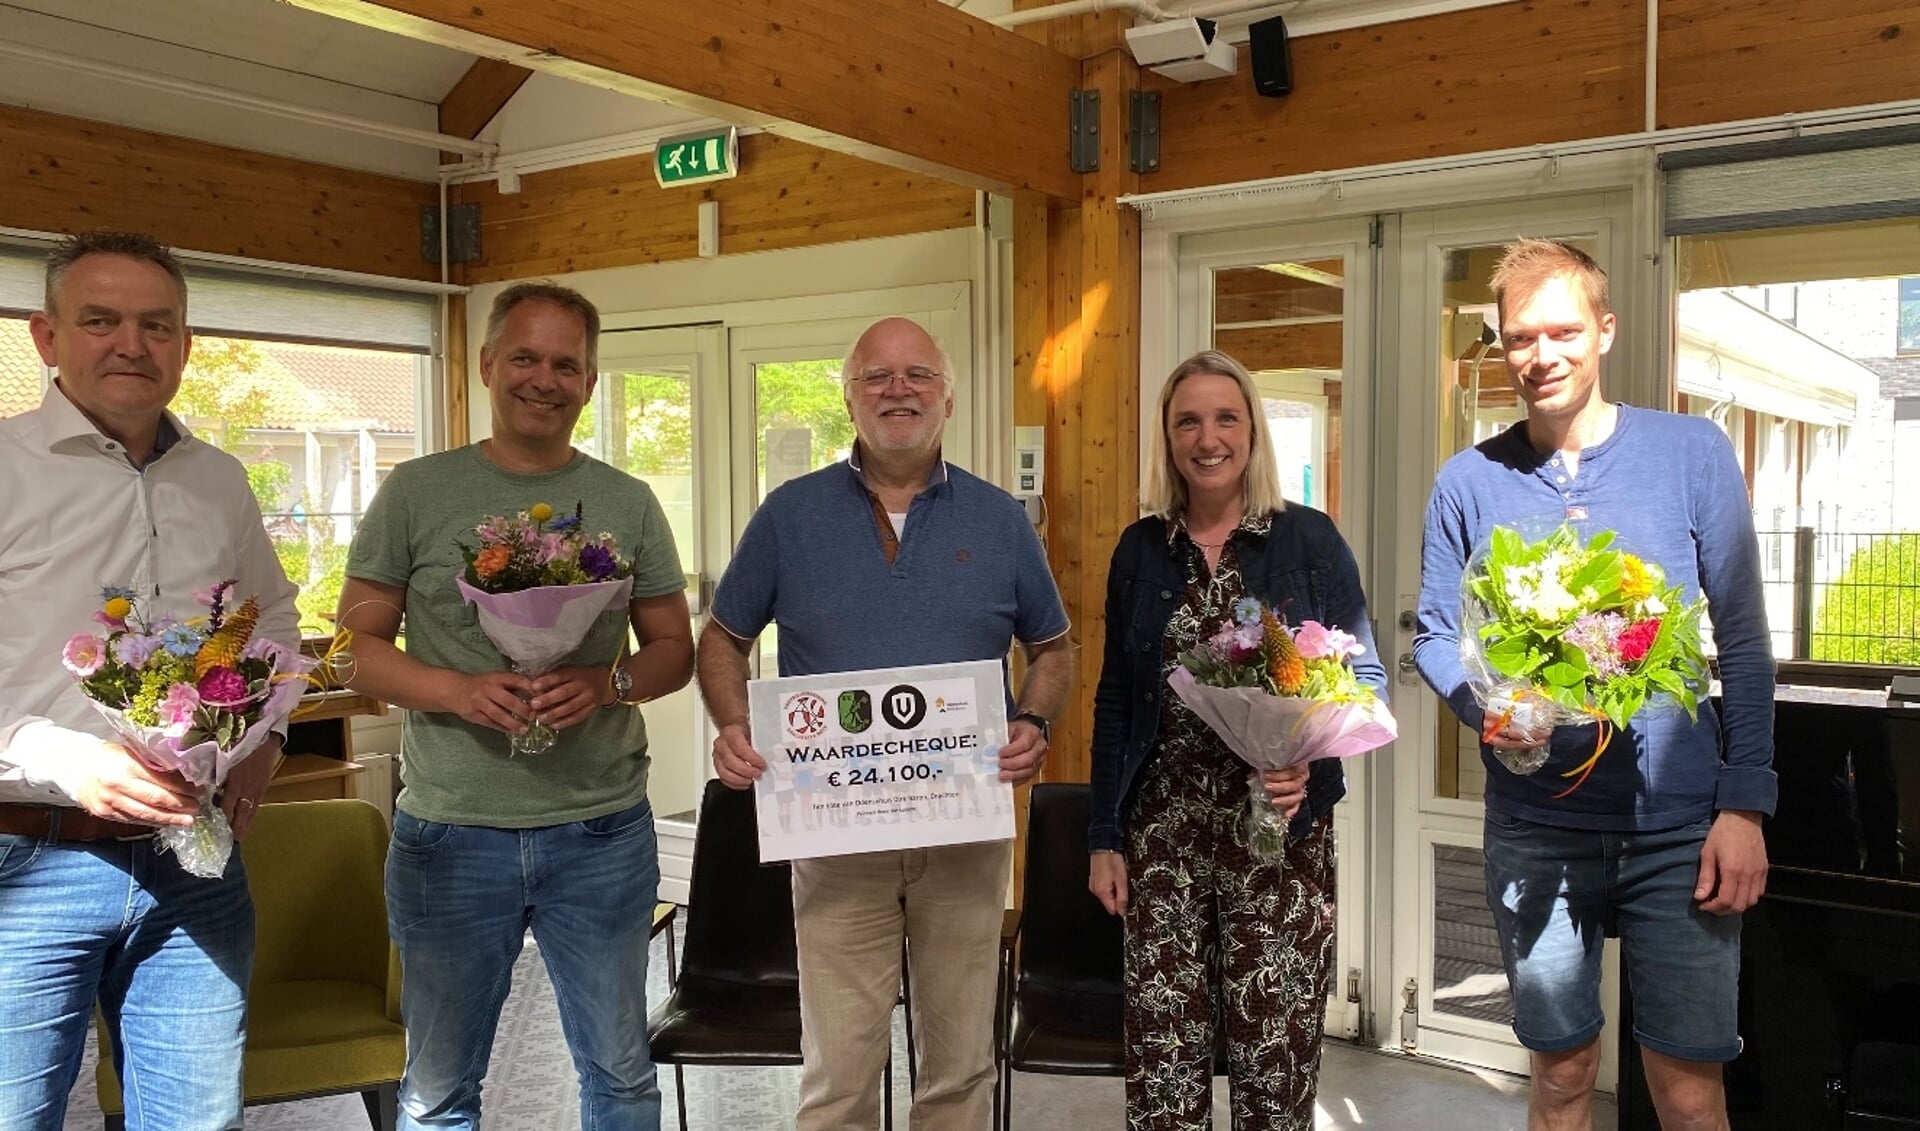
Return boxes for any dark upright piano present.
[1620,686,1920,1130]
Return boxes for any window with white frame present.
[1666,132,1920,667]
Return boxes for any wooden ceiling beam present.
[290,0,1081,200]
[438,57,533,162]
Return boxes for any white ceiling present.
[1,0,474,103]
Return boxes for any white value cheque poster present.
[746,659,1014,861]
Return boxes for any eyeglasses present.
[850,367,944,391]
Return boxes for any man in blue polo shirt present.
[1415,239,1773,1131]
[697,317,1072,1131]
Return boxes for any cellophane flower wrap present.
[1460,523,1708,795]
[1168,598,1396,860]
[455,502,634,755]
[63,582,313,877]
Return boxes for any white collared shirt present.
[0,383,301,805]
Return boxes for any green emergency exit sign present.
[654,128,739,188]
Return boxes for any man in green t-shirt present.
[338,282,692,1130]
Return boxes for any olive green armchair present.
[97,798,404,1129]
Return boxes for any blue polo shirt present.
[710,454,1069,712]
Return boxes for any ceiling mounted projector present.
[1124,17,1236,83]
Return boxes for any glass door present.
[1383,195,1633,1081]
[1180,218,1378,1041]
[580,324,726,829]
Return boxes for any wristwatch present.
[607,664,634,708]
[1012,711,1051,742]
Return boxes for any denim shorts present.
[1482,810,1744,1062]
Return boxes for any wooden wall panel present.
[1143,0,1645,193]
[1215,322,1344,371]
[458,134,974,284]
[0,104,437,281]
[1214,267,1345,324]
[1658,0,1920,128]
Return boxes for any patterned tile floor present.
[61,923,1612,1130]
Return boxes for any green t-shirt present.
[347,445,686,827]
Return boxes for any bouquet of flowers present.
[1461,523,1707,795]
[1168,597,1397,860]
[456,502,634,755]
[63,582,312,877]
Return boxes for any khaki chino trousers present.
[792,838,1013,1130]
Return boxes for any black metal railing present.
[1757,528,1920,664]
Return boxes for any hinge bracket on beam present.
[1069,89,1101,174]
[421,203,481,265]
[1128,90,1161,174]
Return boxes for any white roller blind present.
[0,240,436,353]
[1663,130,1920,236]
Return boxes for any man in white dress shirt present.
[0,230,300,1131]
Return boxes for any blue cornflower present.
[160,624,205,658]
[1233,597,1264,627]
[100,584,140,603]
[549,515,582,533]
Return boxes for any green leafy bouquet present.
[1462,524,1707,796]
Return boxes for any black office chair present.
[648,780,899,1129]
[995,783,1226,1131]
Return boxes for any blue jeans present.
[1483,811,1743,1062]
[387,798,662,1130]
[0,827,253,1131]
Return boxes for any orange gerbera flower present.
[474,545,511,579]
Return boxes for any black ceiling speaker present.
[1248,15,1293,98]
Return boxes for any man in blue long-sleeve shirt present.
[1414,239,1773,1131]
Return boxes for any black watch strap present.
[1013,711,1051,742]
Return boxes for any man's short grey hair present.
[484,282,602,375]
[44,230,188,316]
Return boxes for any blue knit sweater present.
[1413,405,1777,831]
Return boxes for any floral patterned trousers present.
[1122,747,1338,1130]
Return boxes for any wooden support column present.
[1009,48,1140,891]
[1012,49,1141,789]
[445,293,469,448]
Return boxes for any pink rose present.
[63,634,108,677]
[157,683,202,738]
[1293,620,1363,661]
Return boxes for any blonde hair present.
[1490,238,1610,325]
[1142,350,1286,520]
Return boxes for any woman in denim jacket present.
[1088,350,1386,1130]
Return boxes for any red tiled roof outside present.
[0,318,45,417]
[0,317,415,432]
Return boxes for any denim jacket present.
[1088,506,1388,853]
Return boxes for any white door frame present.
[592,323,728,904]
[1167,216,1381,1041]
[1384,193,1637,1082]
